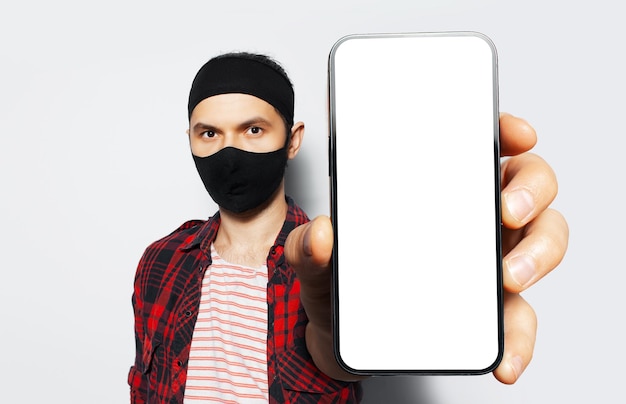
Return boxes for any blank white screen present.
[331,33,501,372]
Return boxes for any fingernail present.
[510,356,524,379]
[505,189,534,222]
[507,254,535,287]
[303,226,313,256]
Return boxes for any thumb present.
[284,215,334,285]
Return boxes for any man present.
[129,52,569,403]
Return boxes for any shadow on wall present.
[284,152,319,214]
[361,376,435,404]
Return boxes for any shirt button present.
[270,247,277,255]
[198,265,204,272]
[177,360,184,367]
[185,310,193,317]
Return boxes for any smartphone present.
[328,32,503,375]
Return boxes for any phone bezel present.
[327,31,504,376]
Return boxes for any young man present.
[129,53,568,403]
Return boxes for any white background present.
[1,1,623,403]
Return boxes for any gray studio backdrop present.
[1,1,623,403]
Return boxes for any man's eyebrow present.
[192,117,274,133]
[192,122,219,132]
[239,117,273,128]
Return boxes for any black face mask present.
[193,146,288,213]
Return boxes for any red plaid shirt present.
[129,197,362,403]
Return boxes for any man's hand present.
[284,215,362,381]
[285,113,568,384]
[494,113,568,383]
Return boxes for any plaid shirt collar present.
[179,195,301,254]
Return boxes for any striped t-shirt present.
[184,243,269,403]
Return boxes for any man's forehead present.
[193,93,275,111]
[190,93,281,123]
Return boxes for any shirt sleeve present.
[129,260,148,403]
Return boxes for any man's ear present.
[287,121,305,160]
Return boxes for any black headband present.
[188,56,294,125]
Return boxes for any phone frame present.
[328,31,504,376]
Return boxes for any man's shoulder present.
[144,219,209,253]
[134,217,216,282]
[166,219,207,238]
[285,195,310,224]
[148,219,208,245]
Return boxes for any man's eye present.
[248,126,262,135]
[201,130,216,138]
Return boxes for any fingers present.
[499,113,537,156]
[500,113,558,230]
[493,292,537,384]
[501,153,558,229]
[502,209,569,293]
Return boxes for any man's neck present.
[213,187,288,268]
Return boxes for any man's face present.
[188,93,288,157]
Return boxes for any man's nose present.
[222,133,242,150]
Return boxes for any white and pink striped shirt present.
[184,243,269,403]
